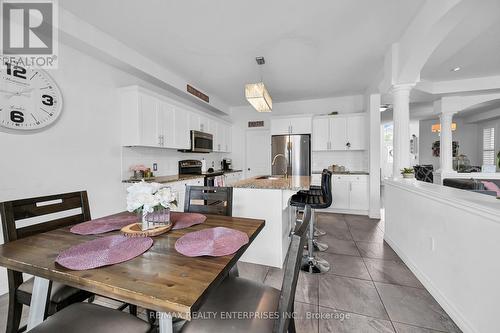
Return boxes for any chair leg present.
[129,304,137,316]
[301,209,330,274]
[6,296,23,333]
[87,295,95,303]
[288,303,297,333]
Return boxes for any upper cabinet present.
[271,116,312,135]
[120,86,231,152]
[312,113,367,151]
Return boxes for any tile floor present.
[0,213,462,333]
[235,213,462,333]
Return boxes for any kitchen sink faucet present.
[272,153,288,179]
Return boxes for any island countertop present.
[233,175,311,191]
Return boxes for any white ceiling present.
[421,0,500,82]
[60,0,424,106]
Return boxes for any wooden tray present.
[121,222,172,237]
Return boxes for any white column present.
[438,111,456,173]
[391,84,414,179]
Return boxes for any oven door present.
[191,130,213,153]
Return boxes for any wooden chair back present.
[0,191,91,242]
[184,186,233,216]
[274,204,311,333]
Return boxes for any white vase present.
[402,173,415,179]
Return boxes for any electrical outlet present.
[152,163,158,171]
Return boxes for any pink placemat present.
[70,213,138,235]
[175,227,249,257]
[171,212,207,230]
[56,235,153,270]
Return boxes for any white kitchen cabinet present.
[168,177,204,212]
[138,93,160,147]
[330,117,348,150]
[312,114,367,151]
[349,179,369,210]
[312,118,330,151]
[271,116,312,135]
[331,177,350,209]
[120,86,231,151]
[346,115,366,150]
[225,125,232,152]
[174,108,190,149]
[331,174,369,211]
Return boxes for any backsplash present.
[121,147,229,180]
[312,150,368,172]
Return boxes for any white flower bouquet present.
[126,181,177,230]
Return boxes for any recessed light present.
[451,66,461,72]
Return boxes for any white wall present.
[419,117,480,169]
[0,42,226,295]
[229,95,366,173]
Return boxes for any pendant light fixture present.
[245,57,272,112]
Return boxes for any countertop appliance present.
[222,158,232,171]
[178,160,224,187]
[179,130,213,153]
[271,134,311,176]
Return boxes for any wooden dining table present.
[0,213,265,333]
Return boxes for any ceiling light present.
[245,57,272,112]
[432,123,457,133]
[245,82,272,112]
[451,67,461,72]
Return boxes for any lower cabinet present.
[330,175,369,211]
[168,178,204,212]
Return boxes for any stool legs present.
[314,227,326,237]
[301,209,330,274]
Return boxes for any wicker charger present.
[121,222,172,237]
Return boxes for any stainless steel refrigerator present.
[271,134,311,176]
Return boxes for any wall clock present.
[0,63,63,130]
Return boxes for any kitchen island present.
[232,175,311,268]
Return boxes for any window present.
[482,127,495,165]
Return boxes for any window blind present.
[483,127,495,165]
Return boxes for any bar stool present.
[290,169,333,273]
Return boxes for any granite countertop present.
[233,175,311,191]
[122,169,243,184]
[312,170,369,175]
[122,174,204,184]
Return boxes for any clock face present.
[0,63,62,130]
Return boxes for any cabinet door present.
[349,179,369,210]
[347,115,366,150]
[225,125,232,152]
[189,113,200,131]
[158,101,175,148]
[174,108,190,149]
[289,117,312,134]
[331,177,350,209]
[139,93,159,146]
[312,117,330,151]
[329,117,347,150]
[218,123,227,152]
[271,118,291,135]
[199,115,209,133]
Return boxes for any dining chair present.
[180,205,312,333]
[0,191,136,332]
[184,186,233,216]
[25,302,150,333]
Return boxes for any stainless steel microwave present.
[181,130,213,153]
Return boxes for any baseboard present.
[384,235,477,333]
